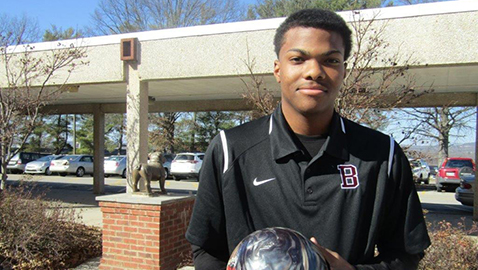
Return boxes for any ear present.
[273,60,281,83]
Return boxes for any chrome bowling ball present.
[227,227,330,270]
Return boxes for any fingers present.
[311,237,319,245]
[310,237,336,262]
[310,237,355,270]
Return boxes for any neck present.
[282,108,333,136]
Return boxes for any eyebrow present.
[287,48,343,56]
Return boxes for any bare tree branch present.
[0,31,88,189]
[90,0,245,35]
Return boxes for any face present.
[274,27,346,119]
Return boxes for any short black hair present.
[274,9,352,61]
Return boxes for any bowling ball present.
[227,227,330,270]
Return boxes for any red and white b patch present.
[337,164,360,189]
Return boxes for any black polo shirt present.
[186,105,430,268]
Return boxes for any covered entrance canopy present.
[2,1,477,210]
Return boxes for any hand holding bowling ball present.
[227,227,330,270]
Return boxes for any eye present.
[325,58,341,65]
[290,56,304,64]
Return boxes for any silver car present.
[162,153,175,179]
[50,155,94,177]
[104,155,126,178]
[25,155,64,175]
[7,152,49,173]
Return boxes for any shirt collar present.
[324,112,349,161]
[269,104,349,161]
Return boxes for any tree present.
[395,106,475,164]
[172,113,197,152]
[149,112,182,153]
[241,12,428,130]
[105,114,127,154]
[89,0,245,155]
[75,115,95,154]
[90,0,245,35]
[385,0,437,4]
[0,15,87,189]
[195,111,238,151]
[0,14,40,44]
[23,118,48,152]
[43,25,83,42]
[240,46,279,119]
[48,115,71,154]
[335,13,428,126]
[247,0,383,19]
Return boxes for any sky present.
[3,0,257,34]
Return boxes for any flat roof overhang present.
[4,0,478,115]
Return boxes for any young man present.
[186,9,430,270]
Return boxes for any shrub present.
[0,182,102,269]
[419,219,478,270]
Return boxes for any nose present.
[305,60,325,81]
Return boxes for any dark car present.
[7,152,49,173]
[455,167,475,206]
[436,157,475,192]
[429,165,438,177]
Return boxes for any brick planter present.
[96,193,195,270]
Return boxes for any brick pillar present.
[97,194,195,270]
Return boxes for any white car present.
[50,155,94,177]
[25,155,64,175]
[170,152,205,180]
[104,155,127,178]
[409,159,431,184]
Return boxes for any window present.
[177,155,194,161]
[446,160,473,168]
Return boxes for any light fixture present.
[63,85,79,93]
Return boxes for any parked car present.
[162,153,175,179]
[455,167,475,206]
[7,152,49,173]
[429,165,439,178]
[409,159,431,184]
[25,155,64,175]
[170,152,204,180]
[104,155,127,178]
[50,155,94,177]
[436,157,475,192]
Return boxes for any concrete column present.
[126,62,149,193]
[93,104,105,194]
[474,105,478,221]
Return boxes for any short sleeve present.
[185,134,229,262]
[379,142,431,255]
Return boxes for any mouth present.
[297,84,328,96]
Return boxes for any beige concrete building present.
[1,0,477,195]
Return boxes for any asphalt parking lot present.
[4,174,476,231]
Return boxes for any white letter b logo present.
[337,164,359,189]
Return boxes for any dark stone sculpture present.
[132,153,167,195]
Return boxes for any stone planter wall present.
[97,194,195,270]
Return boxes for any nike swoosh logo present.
[253,177,276,186]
